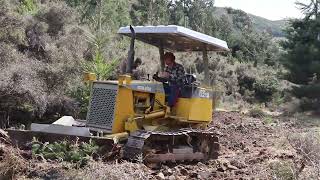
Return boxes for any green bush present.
[82,53,118,81]
[67,55,118,119]
[0,1,88,123]
[32,139,99,167]
[292,83,320,99]
[269,161,295,180]
[236,63,256,102]
[67,30,119,119]
[68,84,91,119]
[253,76,279,102]
[292,84,320,112]
[263,116,274,124]
[248,107,265,118]
[236,63,281,103]
[18,0,38,15]
[191,55,283,104]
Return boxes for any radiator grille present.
[86,83,118,132]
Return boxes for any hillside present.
[249,14,287,37]
[214,7,287,37]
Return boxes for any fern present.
[18,0,38,15]
[32,140,99,167]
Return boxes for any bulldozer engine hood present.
[93,81,213,99]
[93,80,165,94]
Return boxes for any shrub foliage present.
[32,139,99,166]
[0,0,287,125]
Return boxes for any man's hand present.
[153,72,168,82]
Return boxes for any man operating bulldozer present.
[153,52,185,107]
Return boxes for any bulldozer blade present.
[6,129,115,150]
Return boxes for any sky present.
[215,0,308,20]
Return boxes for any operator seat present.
[180,74,198,98]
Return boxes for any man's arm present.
[177,64,185,78]
[172,64,185,82]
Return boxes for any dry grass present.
[0,142,150,180]
[268,160,296,180]
[0,127,149,179]
[0,130,29,179]
[0,143,29,179]
[248,107,266,118]
[287,130,320,179]
[63,161,150,180]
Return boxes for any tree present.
[65,0,130,30]
[296,0,320,20]
[187,0,215,31]
[168,0,215,31]
[281,16,320,84]
[223,8,277,66]
[281,0,320,112]
[130,0,170,25]
[168,0,186,26]
[130,0,215,29]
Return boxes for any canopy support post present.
[159,42,165,71]
[202,45,210,86]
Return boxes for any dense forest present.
[0,0,319,124]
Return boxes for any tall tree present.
[281,0,320,84]
[168,0,186,26]
[281,0,320,111]
[296,0,320,20]
[65,0,130,30]
[130,0,170,25]
[169,0,215,30]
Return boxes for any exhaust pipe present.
[126,25,136,74]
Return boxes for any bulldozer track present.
[123,129,219,163]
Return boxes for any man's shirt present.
[164,62,185,82]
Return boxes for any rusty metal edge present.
[6,129,115,149]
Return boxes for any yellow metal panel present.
[134,91,150,98]
[175,98,191,119]
[112,87,134,133]
[118,75,132,85]
[154,92,165,110]
[83,72,97,82]
[189,98,212,122]
[175,98,212,122]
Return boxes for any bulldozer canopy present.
[118,25,229,52]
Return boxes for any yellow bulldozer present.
[7,25,229,164]
[85,25,229,163]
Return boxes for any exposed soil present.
[0,111,317,180]
[147,111,299,179]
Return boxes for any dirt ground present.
[0,111,319,180]
[147,111,300,180]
